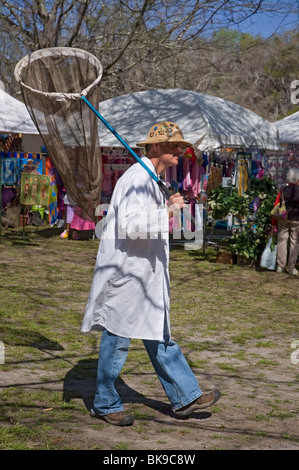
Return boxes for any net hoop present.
[14,47,103,101]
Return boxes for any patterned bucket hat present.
[136,121,193,148]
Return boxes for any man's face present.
[155,142,183,168]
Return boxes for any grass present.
[0,225,299,450]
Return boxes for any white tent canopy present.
[0,88,39,135]
[274,111,299,144]
[97,88,280,151]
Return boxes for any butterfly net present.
[14,47,103,221]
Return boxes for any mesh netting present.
[14,47,103,221]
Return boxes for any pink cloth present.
[70,212,95,231]
[190,160,201,196]
[183,157,191,190]
[102,167,113,193]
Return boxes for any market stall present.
[1,86,282,249]
[96,89,280,248]
[0,88,43,152]
[0,88,60,229]
[97,89,280,201]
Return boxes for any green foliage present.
[227,225,269,261]
[208,187,251,219]
[212,28,257,51]
[209,176,278,260]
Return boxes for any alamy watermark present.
[0,341,5,364]
[95,202,204,250]
[291,340,299,365]
[291,80,299,104]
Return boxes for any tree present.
[0,0,297,118]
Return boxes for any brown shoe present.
[174,389,221,417]
[90,409,134,426]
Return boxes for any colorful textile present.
[20,173,50,206]
[1,158,18,184]
[45,156,62,187]
[200,174,209,193]
[285,144,299,171]
[48,184,58,226]
[101,152,135,198]
[236,152,251,196]
[1,187,16,208]
[261,155,285,186]
[46,157,64,225]
[182,157,191,190]
[232,214,248,231]
[19,158,43,175]
[70,211,95,231]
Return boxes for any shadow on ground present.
[62,359,212,421]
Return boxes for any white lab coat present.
[81,157,171,340]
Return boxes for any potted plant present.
[208,177,278,264]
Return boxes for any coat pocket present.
[106,270,132,298]
[106,255,155,299]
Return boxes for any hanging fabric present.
[235,152,251,196]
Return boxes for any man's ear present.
[148,143,159,156]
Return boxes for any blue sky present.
[232,9,298,38]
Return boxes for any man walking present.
[82,121,220,425]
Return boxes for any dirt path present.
[0,229,299,451]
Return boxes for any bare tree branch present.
[0,0,297,119]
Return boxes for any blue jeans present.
[93,328,203,414]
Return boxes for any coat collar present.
[141,156,159,178]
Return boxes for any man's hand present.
[168,192,185,218]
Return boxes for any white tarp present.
[97,88,280,151]
[274,111,299,144]
[0,88,39,134]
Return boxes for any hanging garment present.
[236,153,251,196]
